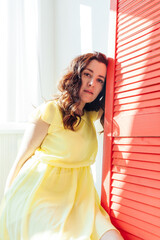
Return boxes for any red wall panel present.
[102,0,160,239]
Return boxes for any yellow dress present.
[0,100,116,240]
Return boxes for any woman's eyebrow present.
[85,68,105,79]
[99,75,105,80]
[85,68,93,73]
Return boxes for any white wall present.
[38,0,56,99]
[0,129,24,199]
[38,0,110,96]
[53,0,110,83]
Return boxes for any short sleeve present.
[29,101,56,124]
[88,110,99,122]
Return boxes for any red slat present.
[113,152,160,162]
[117,31,160,54]
[117,22,160,47]
[118,10,160,39]
[118,20,160,42]
[113,112,160,137]
[116,54,160,75]
[118,3,160,34]
[116,63,160,82]
[118,0,158,15]
[114,107,160,116]
[112,173,160,189]
[112,158,160,171]
[115,76,160,89]
[115,69,160,84]
[115,77,160,92]
[114,92,160,105]
[114,85,160,99]
[111,216,160,240]
[118,0,160,25]
[113,144,160,154]
[111,188,160,208]
[112,165,160,180]
[113,137,160,146]
[112,180,160,198]
[118,0,148,13]
[111,203,160,227]
[114,99,160,112]
[114,101,160,112]
[116,42,160,62]
[111,195,160,217]
[115,70,160,84]
[119,229,144,240]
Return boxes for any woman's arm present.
[5,118,50,192]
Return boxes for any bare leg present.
[100,230,124,240]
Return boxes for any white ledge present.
[0,123,27,134]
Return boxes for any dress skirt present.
[0,158,116,240]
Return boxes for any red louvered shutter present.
[101,0,160,239]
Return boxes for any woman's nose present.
[88,78,94,86]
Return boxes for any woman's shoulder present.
[43,99,59,111]
[29,99,60,124]
[86,108,104,122]
[86,110,99,122]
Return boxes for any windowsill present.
[0,122,27,134]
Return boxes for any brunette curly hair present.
[57,52,108,130]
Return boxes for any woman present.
[0,52,123,240]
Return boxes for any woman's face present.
[78,59,107,110]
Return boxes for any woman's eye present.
[84,72,91,78]
[97,78,104,84]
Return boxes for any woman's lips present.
[84,90,93,94]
